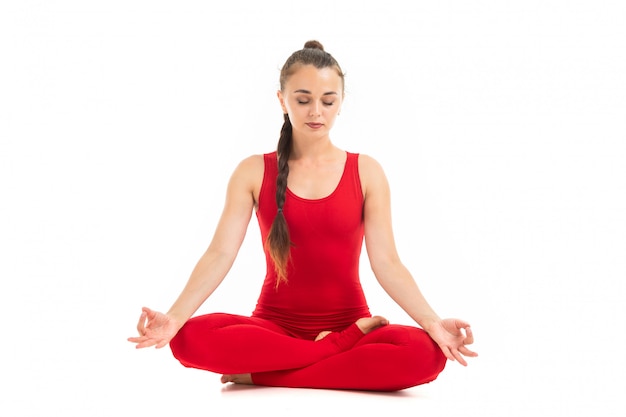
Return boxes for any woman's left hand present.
[426,318,478,366]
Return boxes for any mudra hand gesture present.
[127,307,181,349]
[427,318,478,366]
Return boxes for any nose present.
[309,103,321,117]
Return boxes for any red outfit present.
[170,151,446,391]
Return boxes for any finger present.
[440,345,455,362]
[135,338,159,349]
[464,327,475,345]
[127,336,148,344]
[451,348,468,366]
[458,345,479,358]
[143,307,156,319]
[155,340,169,349]
[136,311,147,335]
[454,319,471,330]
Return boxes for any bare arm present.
[360,155,477,365]
[165,155,261,324]
[128,155,262,348]
[360,155,441,331]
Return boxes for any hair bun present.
[303,40,324,51]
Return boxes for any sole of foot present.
[356,316,389,334]
[220,374,253,385]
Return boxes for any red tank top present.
[252,151,371,339]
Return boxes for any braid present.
[265,113,293,287]
[276,114,291,211]
[266,40,344,288]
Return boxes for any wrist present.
[418,316,440,333]
[165,310,187,330]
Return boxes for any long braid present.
[266,40,344,288]
[265,114,293,287]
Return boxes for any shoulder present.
[234,151,277,171]
[229,154,265,185]
[357,153,383,172]
[357,153,387,182]
[357,153,389,197]
[236,153,265,171]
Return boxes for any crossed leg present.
[170,313,385,373]
[251,324,447,391]
[169,313,445,391]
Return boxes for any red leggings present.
[169,313,446,391]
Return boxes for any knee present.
[427,343,447,378]
[169,321,192,365]
[401,327,447,387]
[168,312,246,369]
[169,315,217,366]
[418,330,446,374]
[170,312,231,351]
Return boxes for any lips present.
[306,123,323,129]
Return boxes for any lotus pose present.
[128,40,477,391]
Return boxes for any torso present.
[285,149,348,200]
[251,150,371,339]
[251,148,362,207]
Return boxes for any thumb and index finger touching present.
[129,307,158,347]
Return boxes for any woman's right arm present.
[128,155,263,348]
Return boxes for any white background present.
[1,1,624,416]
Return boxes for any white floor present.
[112,335,624,417]
[4,308,622,417]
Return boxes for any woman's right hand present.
[127,307,182,349]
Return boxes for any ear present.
[277,90,287,114]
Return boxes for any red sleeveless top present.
[252,151,371,339]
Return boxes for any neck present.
[290,140,339,160]
[290,134,336,161]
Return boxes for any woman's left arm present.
[360,155,478,365]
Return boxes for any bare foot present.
[315,330,332,341]
[316,316,388,341]
[220,373,253,385]
[356,315,389,334]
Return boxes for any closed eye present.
[297,100,335,106]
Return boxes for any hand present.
[127,307,182,349]
[426,318,478,366]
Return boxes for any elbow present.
[369,255,402,282]
[202,245,239,270]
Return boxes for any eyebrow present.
[294,89,338,96]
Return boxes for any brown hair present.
[265,40,345,287]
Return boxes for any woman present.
[128,40,477,391]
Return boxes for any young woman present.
[128,40,477,391]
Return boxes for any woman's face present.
[277,64,344,140]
